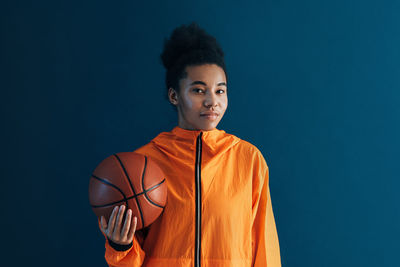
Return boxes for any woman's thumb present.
[100,216,107,233]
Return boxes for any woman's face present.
[168,64,228,131]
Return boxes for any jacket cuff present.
[107,237,133,252]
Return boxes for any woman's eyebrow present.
[190,81,227,86]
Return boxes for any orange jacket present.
[100,126,281,267]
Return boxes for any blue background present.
[2,0,399,266]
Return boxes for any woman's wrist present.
[107,237,133,251]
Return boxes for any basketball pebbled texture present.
[89,152,167,230]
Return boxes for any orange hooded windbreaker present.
[100,126,281,267]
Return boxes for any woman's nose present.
[204,92,217,107]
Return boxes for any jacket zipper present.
[195,132,203,267]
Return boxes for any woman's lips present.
[200,114,218,120]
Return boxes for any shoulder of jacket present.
[235,139,269,169]
[234,138,261,154]
[132,141,156,154]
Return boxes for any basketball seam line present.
[90,176,166,209]
[90,174,129,209]
[114,153,145,229]
[142,167,165,209]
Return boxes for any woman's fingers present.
[127,216,138,241]
[113,205,126,237]
[108,206,119,236]
[99,205,137,244]
[100,216,107,234]
[121,209,132,238]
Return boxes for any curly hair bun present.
[160,22,224,70]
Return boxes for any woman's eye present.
[193,88,225,94]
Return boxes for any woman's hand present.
[100,205,138,245]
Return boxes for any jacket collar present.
[151,125,241,156]
[170,126,225,141]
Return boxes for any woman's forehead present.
[183,64,226,86]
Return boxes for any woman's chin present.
[179,118,221,131]
[198,121,219,131]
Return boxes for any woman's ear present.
[168,87,178,105]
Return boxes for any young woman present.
[98,22,282,267]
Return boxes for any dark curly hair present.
[160,22,227,109]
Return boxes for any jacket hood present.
[150,126,242,160]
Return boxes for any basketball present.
[88,152,167,230]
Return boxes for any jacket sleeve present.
[251,153,282,267]
[97,219,146,267]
